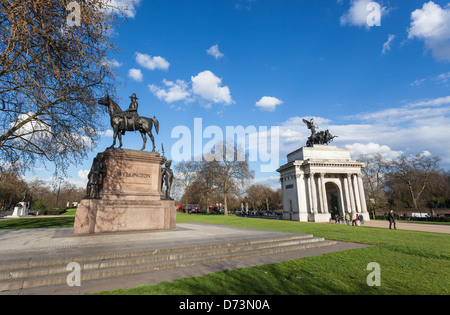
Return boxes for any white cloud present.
[360,106,450,124]
[408,1,450,61]
[11,112,51,141]
[8,113,95,162]
[408,95,450,107]
[349,96,450,125]
[128,68,143,82]
[135,52,170,71]
[408,2,450,39]
[99,129,114,137]
[77,169,90,182]
[411,78,427,86]
[436,72,450,83]
[340,0,388,28]
[382,34,396,54]
[149,71,233,107]
[421,150,432,157]
[191,70,233,105]
[411,72,450,86]
[345,142,403,159]
[149,79,191,103]
[251,176,281,191]
[206,44,224,59]
[101,0,142,18]
[255,96,284,112]
[102,58,122,68]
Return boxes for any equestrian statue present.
[98,94,159,151]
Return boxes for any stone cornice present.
[278,160,364,173]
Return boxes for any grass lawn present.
[61,208,77,216]
[404,220,450,225]
[1,213,448,295]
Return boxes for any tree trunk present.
[407,181,419,210]
[224,192,228,216]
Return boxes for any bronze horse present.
[98,95,159,151]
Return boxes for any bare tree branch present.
[0,0,125,174]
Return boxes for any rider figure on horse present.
[125,93,139,131]
[113,93,140,132]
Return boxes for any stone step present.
[0,234,336,292]
[0,235,321,279]
[0,234,314,272]
[76,240,336,282]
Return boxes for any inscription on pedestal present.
[116,171,151,179]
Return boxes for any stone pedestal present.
[73,149,176,234]
[277,145,370,223]
[7,202,30,218]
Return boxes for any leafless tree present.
[358,153,389,218]
[174,160,199,210]
[211,142,254,216]
[0,171,27,210]
[386,153,441,210]
[0,0,125,174]
[178,141,254,215]
[246,184,282,211]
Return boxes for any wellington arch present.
[277,145,370,223]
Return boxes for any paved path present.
[343,220,450,234]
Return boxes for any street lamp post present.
[55,177,64,208]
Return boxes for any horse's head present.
[98,94,110,106]
[98,94,123,114]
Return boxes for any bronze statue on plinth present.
[98,94,159,151]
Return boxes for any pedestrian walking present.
[388,209,397,230]
[334,214,340,224]
[351,212,357,226]
[345,213,350,225]
[359,214,365,225]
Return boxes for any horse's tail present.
[152,116,159,134]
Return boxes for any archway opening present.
[325,182,341,218]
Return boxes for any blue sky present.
[26,0,450,189]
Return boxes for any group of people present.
[333,209,398,229]
[333,213,365,226]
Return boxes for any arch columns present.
[319,173,329,214]
[309,172,317,214]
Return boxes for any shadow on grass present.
[0,217,75,229]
